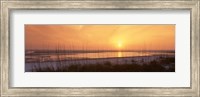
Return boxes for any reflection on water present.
[118,52,122,57]
[25,50,175,63]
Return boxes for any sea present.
[25,50,175,63]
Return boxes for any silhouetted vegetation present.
[27,44,175,72]
[31,57,175,72]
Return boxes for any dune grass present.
[27,43,175,72]
[31,57,175,72]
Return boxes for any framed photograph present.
[1,0,199,96]
[25,24,175,72]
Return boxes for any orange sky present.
[25,25,175,50]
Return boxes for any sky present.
[25,25,175,50]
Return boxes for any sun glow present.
[118,42,122,48]
[25,25,175,50]
[117,40,123,50]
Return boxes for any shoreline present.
[25,55,175,72]
[25,54,174,63]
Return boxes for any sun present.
[118,42,122,48]
[111,39,124,50]
[117,41,123,49]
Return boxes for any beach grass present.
[27,43,175,72]
[31,57,175,72]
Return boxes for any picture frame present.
[1,0,199,96]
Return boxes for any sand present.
[25,55,175,72]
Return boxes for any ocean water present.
[25,50,175,63]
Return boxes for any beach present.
[25,52,175,72]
